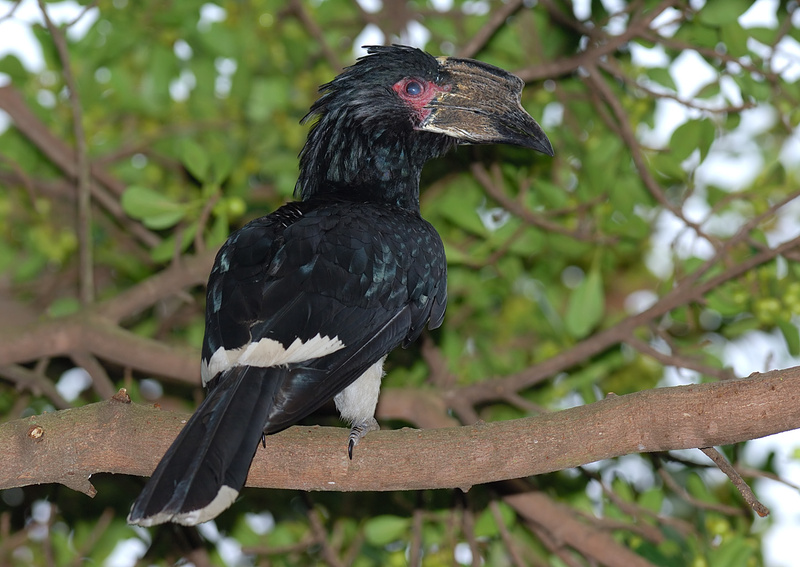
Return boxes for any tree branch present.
[2,368,798,497]
[0,314,198,384]
[507,490,657,567]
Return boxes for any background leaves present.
[1,0,800,566]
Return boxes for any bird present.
[127,45,553,527]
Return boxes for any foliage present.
[1,0,799,565]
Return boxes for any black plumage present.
[128,45,552,526]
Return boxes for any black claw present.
[348,438,355,460]
[261,433,266,449]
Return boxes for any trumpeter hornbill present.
[128,45,553,527]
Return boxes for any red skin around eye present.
[392,78,451,121]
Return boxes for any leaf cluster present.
[1,0,799,566]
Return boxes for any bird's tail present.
[127,366,278,526]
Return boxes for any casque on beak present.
[419,57,554,157]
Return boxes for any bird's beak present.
[419,57,554,157]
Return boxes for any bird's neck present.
[296,108,454,210]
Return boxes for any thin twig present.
[305,500,344,567]
[489,500,528,567]
[459,495,482,567]
[69,508,113,567]
[581,467,696,538]
[193,192,221,253]
[70,351,117,400]
[458,0,525,59]
[699,447,770,517]
[527,522,583,567]
[0,364,70,409]
[656,466,745,516]
[286,0,341,71]
[515,0,677,82]
[453,203,800,404]
[584,63,719,251]
[38,0,94,305]
[0,0,22,22]
[576,510,664,545]
[471,163,613,244]
[409,507,424,567]
[735,466,800,492]
[625,335,734,382]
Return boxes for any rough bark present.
[2,367,797,496]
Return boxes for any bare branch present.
[699,447,770,517]
[0,314,199,385]
[508,490,658,567]
[515,0,677,82]
[0,364,70,409]
[2,368,799,496]
[457,0,525,59]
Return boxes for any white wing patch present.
[202,334,345,385]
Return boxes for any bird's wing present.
[201,198,447,432]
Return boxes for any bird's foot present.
[347,418,379,459]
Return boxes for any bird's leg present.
[334,357,386,459]
[348,418,380,459]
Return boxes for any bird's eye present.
[405,80,423,96]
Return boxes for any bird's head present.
[297,45,553,206]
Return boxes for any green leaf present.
[686,472,714,503]
[47,297,81,318]
[0,54,28,82]
[695,80,722,100]
[197,24,240,58]
[246,77,291,122]
[720,22,749,57]
[708,536,755,567]
[565,264,604,339]
[669,118,716,163]
[747,26,777,46]
[121,185,188,229]
[181,139,210,182]
[638,488,664,513]
[645,67,676,91]
[474,502,515,537]
[674,22,719,49]
[735,73,771,101]
[473,508,499,538]
[699,0,751,26]
[364,515,409,546]
[777,319,800,356]
[209,151,234,185]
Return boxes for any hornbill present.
[128,45,553,527]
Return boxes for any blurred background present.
[1,0,800,565]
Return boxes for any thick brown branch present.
[0,314,198,384]
[2,368,798,495]
[507,491,657,567]
[0,252,216,383]
[97,250,216,323]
